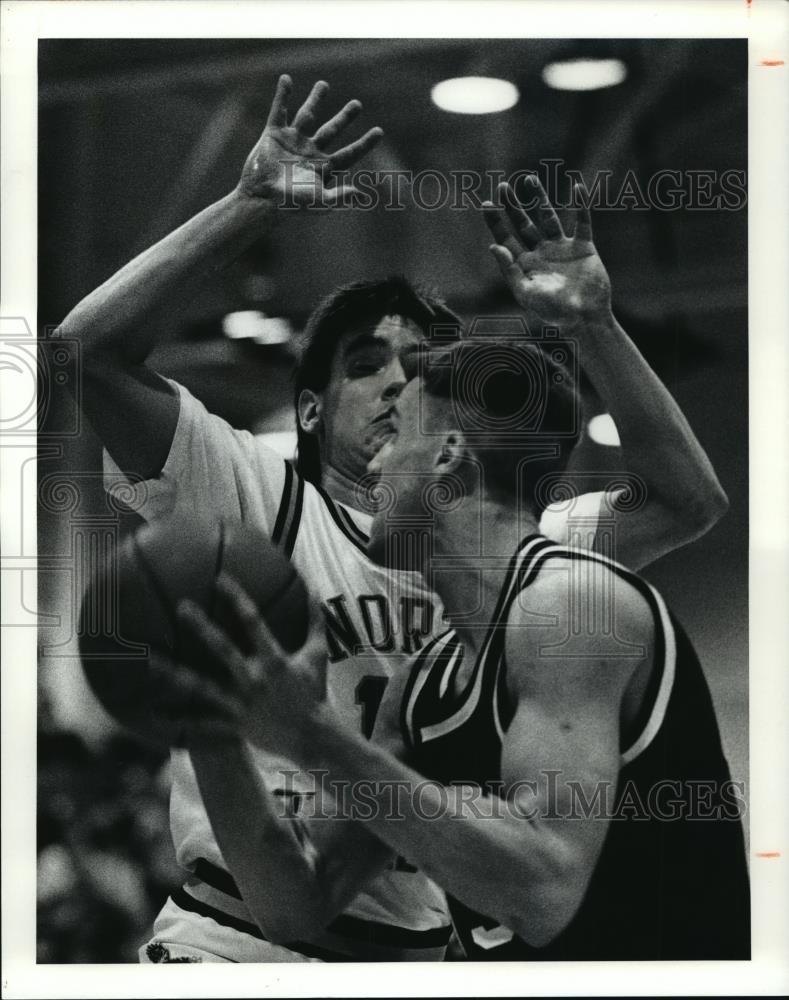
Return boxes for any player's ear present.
[297,388,322,436]
[435,430,466,475]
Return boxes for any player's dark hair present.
[421,339,584,516]
[293,275,462,483]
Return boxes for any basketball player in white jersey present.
[61,73,728,961]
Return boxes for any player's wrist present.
[306,702,359,768]
[228,185,282,226]
[560,301,615,334]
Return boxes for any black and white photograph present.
[2,2,788,997]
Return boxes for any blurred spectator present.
[37,686,181,962]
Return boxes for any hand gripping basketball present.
[79,516,310,748]
[177,573,329,760]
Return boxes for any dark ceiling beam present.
[39,38,472,105]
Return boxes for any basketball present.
[78,515,309,740]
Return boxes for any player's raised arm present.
[482,179,728,570]
[56,75,382,481]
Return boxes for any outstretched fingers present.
[266,74,293,129]
[499,182,542,249]
[329,127,384,170]
[313,99,362,149]
[569,182,594,242]
[489,243,525,286]
[523,174,565,240]
[291,79,330,134]
[482,201,525,261]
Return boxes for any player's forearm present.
[56,190,275,363]
[307,710,576,947]
[577,308,728,534]
[189,738,328,945]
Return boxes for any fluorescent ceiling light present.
[587,413,621,447]
[222,312,292,345]
[431,77,519,114]
[542,58,627,92]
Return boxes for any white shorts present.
[139,895,322,963]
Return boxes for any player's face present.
[319,315,423,482]
[366,378,444,569]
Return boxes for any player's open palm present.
[238,74,383,209]
[482,179,612,330]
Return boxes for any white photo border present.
[2,1,787,996]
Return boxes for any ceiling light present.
[222,312,292,345]
[587,413,621,447]
[431,77,519,114]
[542,58,627,92]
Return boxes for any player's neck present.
[321,464,376,514]
[429,497,541,654]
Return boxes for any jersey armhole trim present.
[620,585,676,764]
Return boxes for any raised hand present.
[482,179,612,330]
[177,574,330,760]
[237,75,383,209]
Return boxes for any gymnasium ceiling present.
[39,37,747,428]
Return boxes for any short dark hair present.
[293,275,462,483]
[421,339,584,515]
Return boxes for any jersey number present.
[355,676,389,739]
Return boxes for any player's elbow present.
[699,482,730,530]
[507,843,590,948]
[682,474,730,534]
[522,877,586,948]
[678,480,729,542]
[654,481,729,552]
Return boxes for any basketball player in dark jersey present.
[178,329,749,960]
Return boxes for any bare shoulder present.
[504,551,655,698]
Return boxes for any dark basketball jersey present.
[401,535,750,961]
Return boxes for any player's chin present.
[364,424,396,458]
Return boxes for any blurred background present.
[37,38,747,961]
